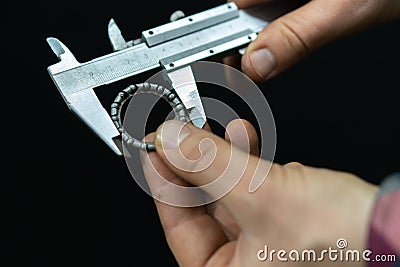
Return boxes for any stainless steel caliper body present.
[46,2,281,155]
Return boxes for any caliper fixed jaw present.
[47,37,123,155]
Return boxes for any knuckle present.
[278,16,311,56]
[282,161,306,179]
[284,161,304,169]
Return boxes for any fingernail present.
[157,120,191,150]
[249,48,276,79]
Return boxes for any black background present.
[4,0,400,266]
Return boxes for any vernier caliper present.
[46,2,274,155]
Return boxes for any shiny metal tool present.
[46,2,281,155]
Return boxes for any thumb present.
[241,0,386,82]
[154,119,262,202]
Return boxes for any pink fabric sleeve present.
[368,174,400,267]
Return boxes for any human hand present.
[229,0,400,82]
[140,119,378,266]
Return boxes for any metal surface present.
[170,10,185,22]
[46,2,283,155]
[165,65,206,128]
[142,3,239,47]
[108,19,134,51]
[159,30,256,71]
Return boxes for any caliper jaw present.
[47,38,123,155]
[163,65,206,129]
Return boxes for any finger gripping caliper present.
[46,3,275,155]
